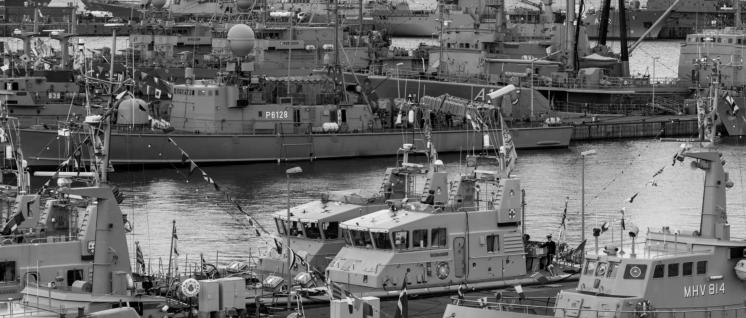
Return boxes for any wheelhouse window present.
[697,261,707,274]
[486,234,499,253]
[683,262,693,276]
[431,228,447,248]
[0,261,15,283]
[342,229,352,245]
[350,230,373,248]
[413,229,428,248]
[584,260,597,275]
[653,264,664,278]
[595,262,608,277]
[288,221,302,237]
[322,222,339,239]
[668,263,679,277]
[606,262,619,278]
[302,222,321,240]
[372,232,392,250]
[393,231,409,250]
[275,218,286,235]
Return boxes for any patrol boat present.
[255,142,437,285]
[443,148,746,318]
[325,87,574,297]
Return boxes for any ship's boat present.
[443,148,746,318]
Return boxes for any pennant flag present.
[514,285,525,300]
[187,162,199,179]
[273,237,283,254]
[172,223,179,257]
[564,239,587,264]
[394,276,408,318]
[620,208,626,230]
[560,197,568,228]
[626,192,639,203]
[200,253,208,273]
[181,151,189,163]
[255,229,261,236]
[135,241,146,274]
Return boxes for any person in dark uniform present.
[542,234,557,269]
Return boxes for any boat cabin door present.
[454,237,466,278]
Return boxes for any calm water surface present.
[98,139,746,269]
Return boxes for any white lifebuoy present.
[180,278,200,297]
[436,262,450,280]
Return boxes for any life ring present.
[180,278,200,297]
[436,262,450,280]
[635,299,654,318]
[48,281,56,289]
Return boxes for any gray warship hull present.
[20,126,573,166]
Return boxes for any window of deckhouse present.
[275,218,286,235]
[653,264,664,278]
[322,222,339,239]
[351,230,373,248]
[302,222,321,239]
[683,262,693,276]
[431,228,447,248]
[696,261,707,274]
[413,229,428,248]
[606,262,619,278]
[288,221,303,237]
[0,261,15,283]
[394,231,409,250]
[342,229,352,245]
[486,234,499,253]
[595,262,608,277]
[584,260,597,275]
[668,263,679,277]
[372,232,392,250]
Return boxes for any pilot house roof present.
[341,205,434,232]
[274,191,375,223]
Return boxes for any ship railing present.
[552,101,686,115]
[529,75,688,90]
[0,234,79,245]
[450,296,746,317]
[0,299,66,318]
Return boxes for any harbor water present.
[89,139,746,271]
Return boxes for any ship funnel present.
[683,151,730,240]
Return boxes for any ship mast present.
[617,0,629,77]
[597,0,611,46]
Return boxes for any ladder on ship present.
[278,123,315,162]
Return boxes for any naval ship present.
[325,86,578,297]
[349,0,692,117]
[18,22,573,167]
[254,142,435,285]
[585,0,739,40]
[443,147,746,318]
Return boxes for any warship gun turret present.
[443,148,746,318]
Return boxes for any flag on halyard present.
[135,241,146,274]
[394,276,408,318]
[172,223,179,257]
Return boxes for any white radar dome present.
[236,0,252,11]
[152,0,167,9]
[227,24,256,57]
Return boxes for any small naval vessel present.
[325,86,576,298]
[255,142,436,285]
[443,147,746,318]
